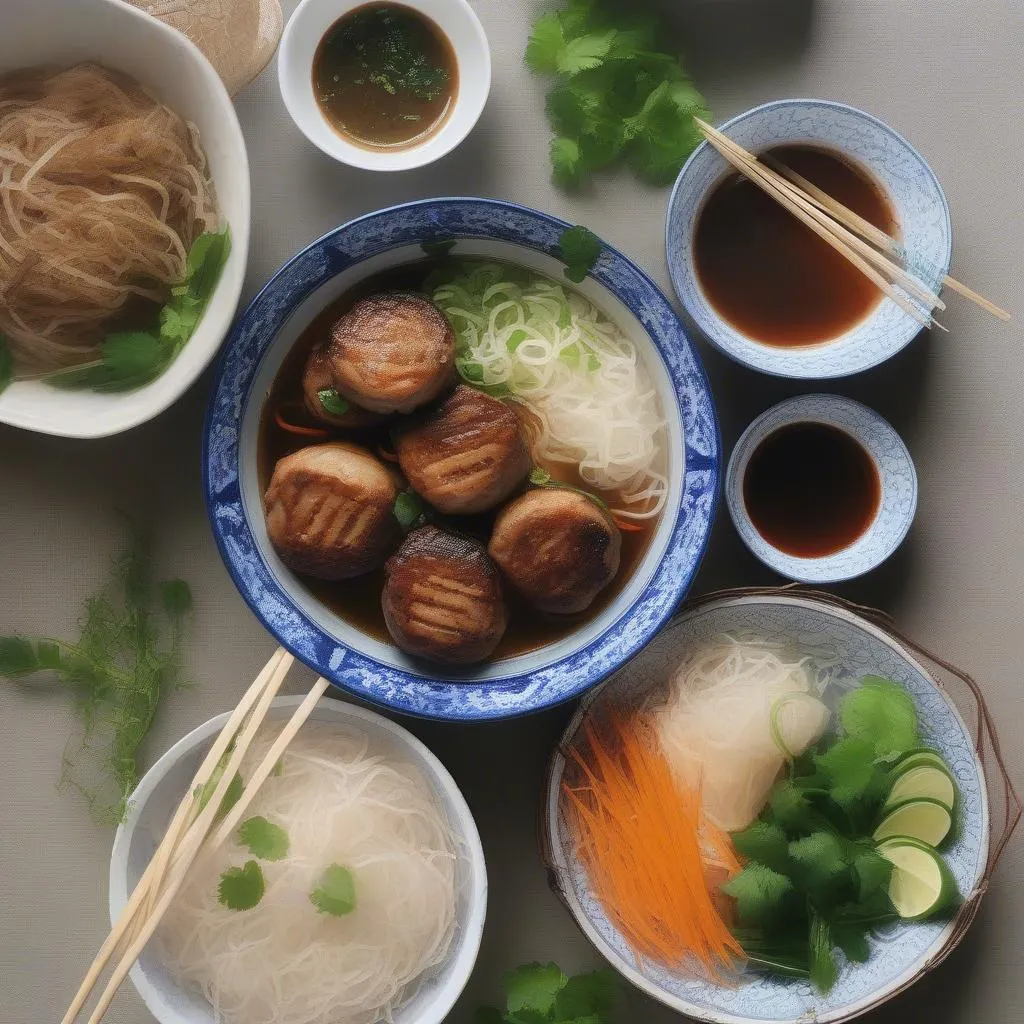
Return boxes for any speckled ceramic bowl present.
[666,99,952,378]
[544,593,989,1024]
[203,198,719,721]
[726,394,917,583]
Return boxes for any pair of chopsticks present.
[694,117,1011,330]
[62,648,330,1024]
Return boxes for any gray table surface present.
[2,0,1023,1021]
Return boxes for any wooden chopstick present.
[83,675,332,1024]
[60,648,293,1024]
[694,119,942,331]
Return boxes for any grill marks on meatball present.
[264,443,401,580]
[383,526,508,664]
[394,385,532,514]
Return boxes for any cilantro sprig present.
[238,815,290,862]
[557,225,602,283]
[477,962,619,1024]
[43,228,230,393]
[526,0,708,187]
[310,864,357,917]
[218,860,265,911]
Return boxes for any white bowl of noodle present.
[0,0,249,438]
[109,695,487,1024]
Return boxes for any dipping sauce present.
[313,2,457,150]
[694,145,896,347]
[742,421,880,557]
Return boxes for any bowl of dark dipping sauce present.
[726,394,917,582]
[666,100,952,378]
[278,0,489,170]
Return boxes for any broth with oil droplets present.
[742,421,881,558]
[694,145,897,347]
[313,2,457,150]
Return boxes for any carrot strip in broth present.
[562,710,742,978]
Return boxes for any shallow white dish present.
[544,593,988,1024]
[726,394,917,583]
[278,0,490,172]
[0,0,250,439]
[666,99,952,379]
[109,695,487,1024]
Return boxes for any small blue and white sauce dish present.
[666,99,952,379]
[726,394,917,583]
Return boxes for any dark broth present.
[257,259,658,661]
[742,421,881,558]
[313,2,457,150]
[694,145,896,347]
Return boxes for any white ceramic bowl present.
[278,0,490,171]
[0,0,250,439]
[109,695,488,1024]
[726,394,918,583]
[666,99,952,379]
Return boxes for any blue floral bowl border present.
[726,394,918,583]
[203,198,720,721]
[544,592,989,1024]
[666,99,952,379]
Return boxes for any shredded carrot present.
[273,410,330,438]
[562,709,742,979]
[612,515,646,533]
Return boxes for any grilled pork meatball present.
[301,346,385,429]
[393,385,531,514]
[382,525,508,664]
[324,293,456,414]
[488,488,621,613]
[264,442,401,580]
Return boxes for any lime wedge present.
[879,837,959,919]
[873,797,952,847]
[893,749,948,774]
[885,764,957,812]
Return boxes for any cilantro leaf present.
[814,737,878,808]
[851,846,893,901]
[310,863,357,916]
[557,30,616,75]
[196,762,244,821]
[505,962,567,1015]
[421,238,457,257]
[159,579,193,617]
[767,779,814,833]
[393,489,424,528]
[731,820,790,873]
[101,333,165,379]
[809,910,838,993]
[788,832,847,892]
[318,387,350,416]
[237,815,290,861]
[0,637,42,675]
[558,225,602,283]
[722,863,793,926]
[184,229,231,301]
[0,335,12,396]
[832,919,871,963]
[551,136,585,188]
[525,12,564,72]
[841,677,919,761]
[217,860,265,911]
[553,969,618,1018]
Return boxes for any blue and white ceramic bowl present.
[203,199,719,721]
[666,99,952,378]
[726,395,917,583]
[545,593,989,1024]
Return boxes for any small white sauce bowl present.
[109,695,487,1024]
[278,0,490,171]
[725,394,918,583]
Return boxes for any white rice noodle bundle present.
[650,635,831,832]
[157,723,459,1024]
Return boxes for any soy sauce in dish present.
[742,421,881,558]
[694,145,896,347]
[313,2,457,150]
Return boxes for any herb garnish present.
[238,815,291,862]
[393,489,425,528]
[318,387,350,416]
[529,466,608,509]
[218,860,265,911]
[0,536,191,823]
[310,864,357,917]
[476,962,619,1024]
[526,0,709,187]
[42,228,230,393]
[557,225,602,282]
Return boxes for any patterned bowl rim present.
[724,394,918,583]
[664,98,953,379]
[202,197,721,721]
[543,591,990,1024]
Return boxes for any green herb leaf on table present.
[840,677,919,761]
[159,579,193,617]
[722,862,793,926]
[553,970,619,1019]
[217,859,265,911]
[0,334,13,396]
[524,12,564,72]
[237,815,290,862]
[558,226,602,283]
[505,962,567,1015]
[557,30,616,75]
[318,387,350,416]
[310,864,357,917]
